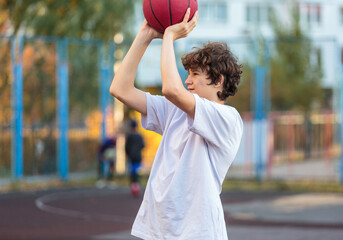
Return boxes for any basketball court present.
[1,186,343,240]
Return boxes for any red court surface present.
[1,187,343,240]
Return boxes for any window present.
[310,48,322,67]
[198,2,228,23]
[246,5,258,23]
[299,3,321,26]
[246,4,272,24]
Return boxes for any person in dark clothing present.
[98,137,116,180]
[125,119,145,196]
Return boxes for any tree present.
[269,5,323,111]
[3,0,136,41]
[227,64,252,113]
[0,0,138,174]
[1,0,138,121]
[229,5,324,114]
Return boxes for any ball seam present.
[149,0,165,31]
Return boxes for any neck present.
[207,94,224,104]
[215,99,225,105]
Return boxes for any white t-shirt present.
[131,93,243,240]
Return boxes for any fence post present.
[100,67,110,140]
[57,39,69,181]
[340,65,343,185]
[10,36,23,181]
[255,66,266,182]
[264,40,273,178]
[99,42,111,140]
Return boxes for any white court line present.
[35,190,133,223]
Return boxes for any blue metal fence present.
[11,36,24,180]
[1,34,343,184]
[340,65,343,184]
[1,34,115,182]
[254,66,266,182]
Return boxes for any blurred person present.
[96,137,116,188]
[125,119,145,197]
[110,9,243,240]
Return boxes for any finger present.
[191,11,199,23]
[188,12,198,29]
[183,8,191,23]
[187,12,198,27]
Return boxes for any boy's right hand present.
[139,20,163,42]
[164,8,198,41]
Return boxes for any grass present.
[1,175,343,194]
[0,177,98,194]
[222,178,343,193]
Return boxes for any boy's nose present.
[185,77,192,85]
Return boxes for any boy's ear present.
[215,75,224,88]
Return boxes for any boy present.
[110,9,243,240]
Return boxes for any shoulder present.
[223,105,242,121]
[145,92,175,108]
[145,92,164,103]
[196,94,241,120]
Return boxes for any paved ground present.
[228,159,340,181]
[1,186,343,240]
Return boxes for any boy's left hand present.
[164,8,199,41]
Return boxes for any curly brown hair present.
[181,42,243,101]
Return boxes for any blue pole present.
[264,40,271,114]
[56,40,60,178]
[174,42,188,86]
[57,39,69,181]
[99,44,109,140]
[255,66,266,182]
[15,61,23,179]
[10,36,24,180]
[17,36,23,179]
[10,37,16,180]
[340,65,343,185]
[101,66,109,140]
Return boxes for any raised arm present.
[109,21,162,115]
[161,9,198,118]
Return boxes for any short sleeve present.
[188,94,243,149]
[141,92,168,135]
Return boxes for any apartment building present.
[135,0,343,88]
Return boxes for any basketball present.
[143,0,198,33]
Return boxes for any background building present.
[135,0,343,89]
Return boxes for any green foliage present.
[227,64,252,112]
[4,0,137,41]
[0,41,11,125]
[1,0,138,122]
[68,44,99,121]
[269,6,323,111]
[230,5,324,113]
[0,1,140,173]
